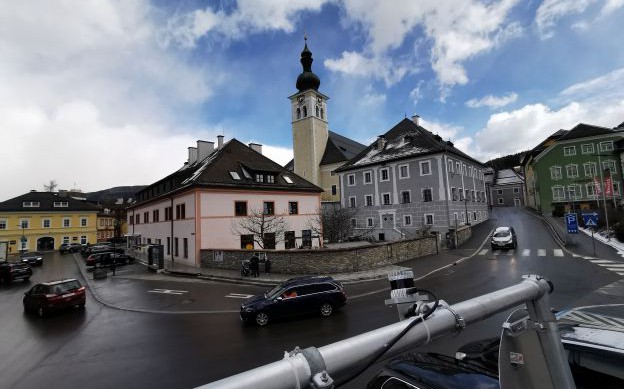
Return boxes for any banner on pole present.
[604,171,613,196]
[594,176,602,195]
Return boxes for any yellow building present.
[0,191,99,255]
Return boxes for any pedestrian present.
[250,254,260,277]
[264,257,271,274]
[110,256,116,276]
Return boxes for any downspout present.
[170,196,174,265]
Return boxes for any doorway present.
[37,237,54,251]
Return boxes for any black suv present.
[240,276,347,326]
[0,260,33,284]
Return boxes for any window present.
[302,230,312,248]
[581,143,595,154]
[349,196,356,208]
[514,188,520,193]
[350,218,357,227]
[143,211,149,223]
[498,198,504,204]
[420,161,431,175]
[235,201,247,216]
[285,231,296,249]
[331,185,337,195]
[382,193,391,205]
[566,164,579,178]
[266,175,275,183]
[288,202,298,215]
[167,237,171,255]
[447,160,454,173]
[63,236,69,244]
[398,164,409,179]
[42,219,51,228]
[230,171,241,180]
[422,188,433,202]
[63,218,70,228]
[367,217,374,227]
[602,160,616,174]
[129,215,134,225]
[347,174,355,186]
[303,105,307,117]
[183,238,188,258]
[456,162,461,173]
[80,236,87,244]
[401,191,411,204]
[363,171,372,184]
[263,233,276,249]
[552,186,566,201]
[586,183,597,197]
[174,237,179,256]
[583,162,597,177]
[365,195,374,206]
[459,188,464,201]
[263,201,275,215]
[296,107,301,120]
[22,201,40,207]
[424,214,434,225]
[0,219,6,229]
[600,141,614,152]
[79,218,87,227]
[153,209,159,222]
[403,215,412,226]
[613,182,621,195]
[135,214,140,224]
[284,176,294,184]
[451,187,457,201]
[550,166,562,180]
[315,105,319,117]
[563,146,576,156]
[175,204,186,219]
[380,168,389,182]
[255,174,264,183]
[165,207,172,221]
[567,184,581,200]
[53,202,68,207]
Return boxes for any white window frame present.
[42,219,51,228]
[422,188,433,202]
[567,184,582,200]
[0,219,6,230]
[363,170,373,184]
[365,194,374,206]
[403,215,412,226]
[497,189,503,195]
[347,174,356,186]
[63,218,71,228]
[63,236,70,244]
[447,160,454,173]
[585,183,597,197]
[80,217,88,227]
[456,162,461,173]
[513,187,520,193]
[382,192,392,205]
[563,146,576,156]
[420,160,432,176]
[600,141,614,152]
[550,166,562,180]
[602,160,616,174]
[583,162,597,177]
[424,214,434,225]
[20,219,29,229]
[379,168,390,182]
[566,164,578,178]
[581,143,595,154]
[398,164,410,179]
[367,217,374,227]
[349,196,356,208]
[552,186,565,201]
[53,201,68,208]
[613,181,621,195]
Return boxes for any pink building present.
[127,137,322,267]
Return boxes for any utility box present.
[148,245,164,270]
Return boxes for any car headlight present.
[241,306,254,312]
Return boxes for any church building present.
[286,39,366,203]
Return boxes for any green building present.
[523,123,624,216]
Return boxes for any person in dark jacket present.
[250,255,260,277]
[264,257,271,274]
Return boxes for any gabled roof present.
[134,139,322,206]
[0,191,101,212]
[556,123,615,141]
[320,131,367,165]
[521,129,568,166]
[493,169,524,186]
[335,118,483,172]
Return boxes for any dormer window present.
[266,175,275,183]
[22,201,40,207]
[255,174,264,183]
[53,201,68,207]
[284,176,294,184]
[230,172,241,180]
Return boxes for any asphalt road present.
[0,207,622,389]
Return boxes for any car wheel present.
[320,303,334,317]
[38,305,45,318]
[255,312,269,326]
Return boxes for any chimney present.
[248,143,263,154]
[188,147,198,165]
[197,140,214,162]
[376,135,386,150]
[412,114,420,126]
[217,135,224,149]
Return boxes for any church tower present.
[289,37,329,186]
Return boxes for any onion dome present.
[296,37,320,92]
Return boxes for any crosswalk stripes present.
[553,249,564,257]
[559,310,624,330]
[521,249,530,256]
[537,249,546,256]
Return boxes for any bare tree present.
[232,208,289,249]
[43,180,58,192]
[308,203,376,244]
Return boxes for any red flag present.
[594,177,602,195]
[605,175,613,196]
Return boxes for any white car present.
[491,226,517,249]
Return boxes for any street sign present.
[581,212,599,228]
[565,213,578,234]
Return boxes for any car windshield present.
[50,281,81,294]
[493,231,510,238]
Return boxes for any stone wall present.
[200,236,438,274]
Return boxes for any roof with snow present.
[493,169,524,186]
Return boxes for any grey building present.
[336,116,489,241]
[489,169,526,207]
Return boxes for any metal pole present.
[198,276,572,389]
[598,155,610,240]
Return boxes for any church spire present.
[296,36,320,92]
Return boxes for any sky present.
[2,0,624,200]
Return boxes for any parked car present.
[367,305,624,389]
[23,278,86,317]
[0,260,33,284]
[240,276,347,326]
[490,226,517,249]
[20,251,43,266]
[83,245,123,257]
[59,243,82,254]
[85,252,134,267]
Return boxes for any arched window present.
[296,108,301,120]
[303,106,307,117]
[320,108,324,119]
[315,105,319,117]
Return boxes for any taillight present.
[76,286,85,294]
[45,294,62,301]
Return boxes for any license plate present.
[62,292,75,298]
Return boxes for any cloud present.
[599,0,624,16]
[409,81,425,105]
[466,92,518,109]
[324,51,412,86]
[535,0,597,39]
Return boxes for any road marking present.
[537,249,546,256]
[522,249,531,256]
[226,293,254,299]
[553,249,564,257]
[148,289,188,295]
[479,249,488,255]
[591,260,615,264]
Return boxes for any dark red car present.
[23,279,86,317]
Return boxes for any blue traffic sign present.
[565,213,578,234]
[581,212,599,228]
